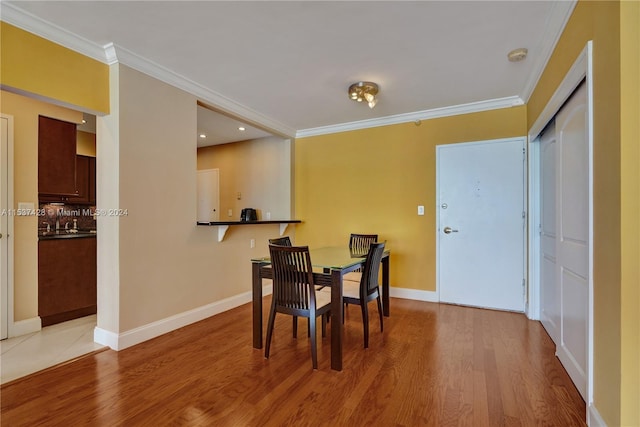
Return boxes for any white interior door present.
[555,83,589,400]
[197,169,220,222]
[539,122,559,343]
[1,115,10,340]
[437,138,526,312]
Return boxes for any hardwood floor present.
[0,298,585,426]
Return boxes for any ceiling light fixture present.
[349,81,379,109]
[199,134,206,138]
[507,48,528,62]
[238,127,246,131]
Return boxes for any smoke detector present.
[507,48,528,62]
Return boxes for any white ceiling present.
[3,1,575,145]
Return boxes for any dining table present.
[251,246,390,371]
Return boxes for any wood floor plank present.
[1,299,586,426]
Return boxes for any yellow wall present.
[197,136,292,221]
[619,1,640,425]
[294,106,526,292]
[527,0,639,424]
[0,90,82,321]
[0,22,109,115]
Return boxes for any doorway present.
[197,168,220,222]
[436,137,526,312]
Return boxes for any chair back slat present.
[361,242,386,297]
[269,245,315,311]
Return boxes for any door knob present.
[443,226,459,234]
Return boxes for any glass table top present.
[252,246,368,270]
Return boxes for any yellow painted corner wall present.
[0,90,82,321]
[620,1,640,425]
[0,22,109,114]
[295,106,526,293]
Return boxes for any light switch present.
[417,205,425,216]
[228,209,233,217]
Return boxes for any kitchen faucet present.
[55,208,62,230]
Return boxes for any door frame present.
[1,114,15,339]
[527,41,593,407]
[436,136,527,310]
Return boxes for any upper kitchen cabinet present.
[88,155,96,205]
[38,115,78,197]
[73,155,96,205]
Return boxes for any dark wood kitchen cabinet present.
[74,155,96,205]
[88,156,96,205]
[38,237,97,326]
[38,116,78,198]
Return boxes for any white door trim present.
[1,114,15,339]
[527,41,593,408]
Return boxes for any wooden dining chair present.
[344,233,378,282]
[265,244,332,369]
[268,235,326,335]
[342,241,386,348]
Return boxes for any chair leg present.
[293,316,298,338]
[309,315,318,369]
[376,296,384,332]
[321,313,327,337]
[265,308,277,359]
[361,302,369,349]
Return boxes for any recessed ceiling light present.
[199,134,206,138]
[238,127,246,131]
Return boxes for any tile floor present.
[0,315,106,384]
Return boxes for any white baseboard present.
[9,316,41,338]
[94,284,273,351]
[389,286,439,302]
[588,403,607,427]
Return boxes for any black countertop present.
[38,230,97,240]
[197,220,301,226]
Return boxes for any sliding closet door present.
[539,122,558,344]
[555,82,589,400]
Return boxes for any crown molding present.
[1,3,296,138]
[1,2,110,63]
[2,1,566,141]
[296,96,524,139]
[520,0,577,103]
[110,44,296,138]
